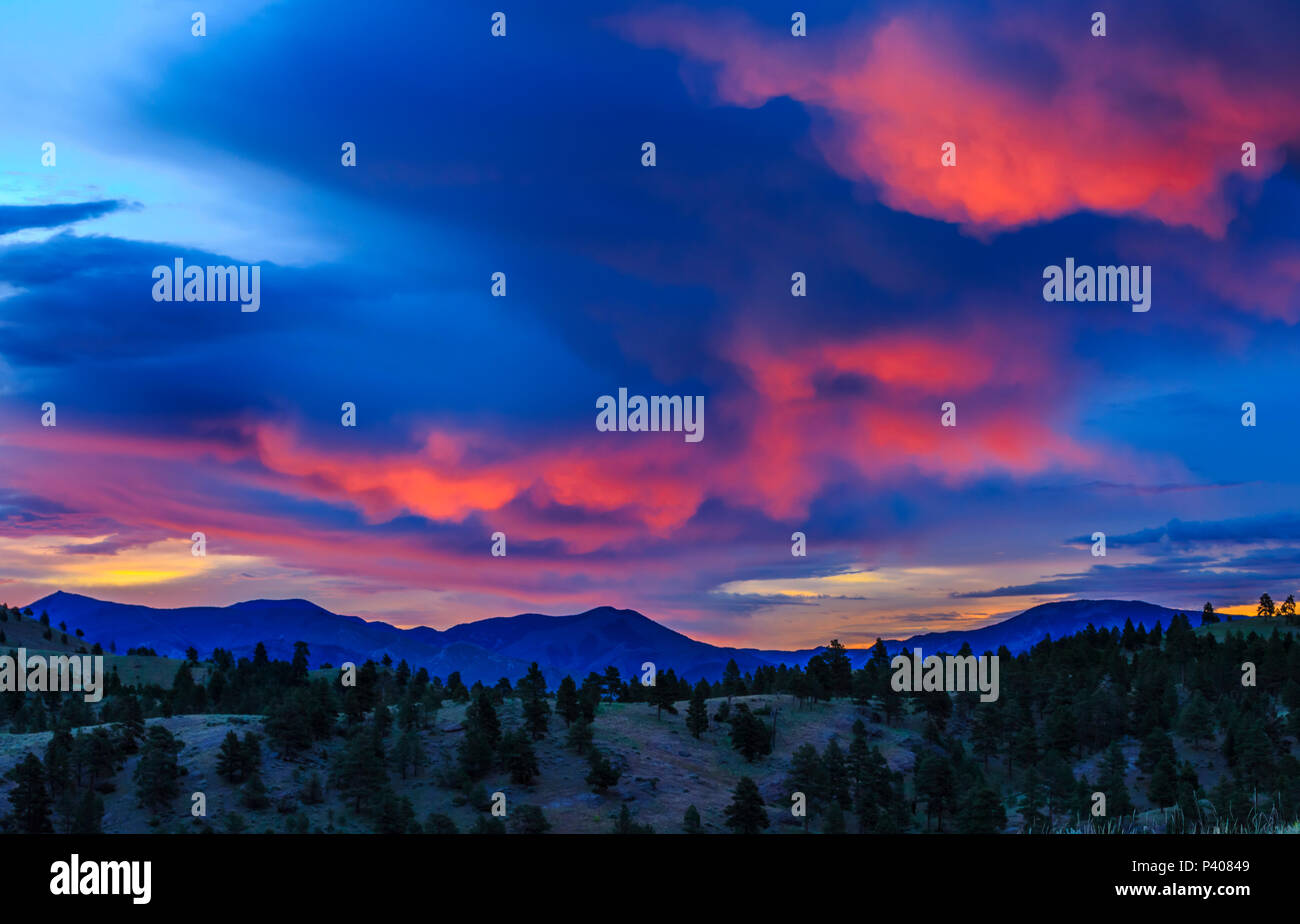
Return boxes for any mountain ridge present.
[23,591,1198,685]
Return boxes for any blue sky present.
[2,0,1299,646]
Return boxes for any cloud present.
[614,4,1300,233]
[1076,513,1300,548]
[0,200,126,234]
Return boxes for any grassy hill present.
[0,694,917,834]
[1195,615,1300,642]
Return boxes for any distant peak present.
[577,605,644,620]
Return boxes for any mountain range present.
[24,591,1194,686]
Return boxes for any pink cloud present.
[613,7,1298,234]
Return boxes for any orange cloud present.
[614,9,1297,233]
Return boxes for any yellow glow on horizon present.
[0,534,267,590]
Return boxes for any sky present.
[1,0,1299,648]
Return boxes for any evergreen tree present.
[1148,758,1178,807]
[724,776,769,834]
[521,664,551,740]
[822,739,852,809]
[682,804,702,834]
[500,729,540,785]
[71,788,104,835]
[566,717,594,755]
[722,659,744,700]
[971,705,1002,768]
[471,815,507,835]
[650,675,678,719]
[510,804,552,835]
[915,751,957,831]
[823,640,853,698]
[465,692,501,747]
[425,812,459,834]
[822,801,846,834]
[729,704,772,762]
[241,772,270,810]
[685,679,709,739]
[290,641,310,683]
[610,803,653,834]
[785,743,826,829]
[1138,728,1176,775]
[957,786,1006,834]
[134,725,184,813]
[555,676,580,727]
[216,730,246,782]
[4,753,52,833]
[585,748,622,792]
[457,730,494,780]
[1176,692,1215,747]
[332,726,388,814]
[1098,740,1134,817]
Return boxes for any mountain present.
[25,592,1198,685]
[874,599,1191,660]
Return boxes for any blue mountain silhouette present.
[26,591,1193,685]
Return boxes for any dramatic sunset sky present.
[1,0,1299,647]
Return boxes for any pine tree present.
[650,676,678,718]
[822,739,852,809]
[822,801,846,834]
[1176,692,1214,747]
[425,812,459,834]
[521,668,551,740]
[823,640,853,698]
[71,788,104,835]
[241,772,270,810]
[722,659,744,700]
[785,743,826,828]
[465,692,501,747]
[471,815,507,835]
[1148,758,1178,807]
[566,717,594,755]
[610,802,652,834]
[500,729,540,785]
[134,725,184,813]
[724,776,769,834]
[1138,728,1176,775]
[332,725,388,814]
[291,641,310,682]
[1098,740,1134,817]
[685,679,709,739]
[971,705,1002,768]
[915,752,957,832]
[216,730,245,782]
[555,676,580,727]
[4,753,53,833]
[682,804,702,834]
[1042,752,1077,828]
[1258,593,1275,619]
[509,804,552,834]
[956,785,1006,834]
[585,748,622,792]
[728,704,772,762]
